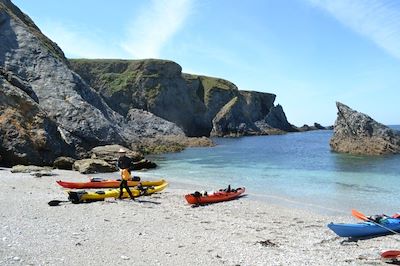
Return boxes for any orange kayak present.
[381,250,400,261]
[56,178,165,189]
[185,187,245,205]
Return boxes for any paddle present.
[48,200,70,206]
[351,209,400,236]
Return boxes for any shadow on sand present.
[48,197,162,206]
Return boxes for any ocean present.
[144,126,400,215]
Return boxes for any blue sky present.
[12,0,400,126]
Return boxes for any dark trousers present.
[119,180,134,199]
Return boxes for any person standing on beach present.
[117,148,135,200]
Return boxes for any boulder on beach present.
[330,102,400,155]
[72,159,117,174]
[53,157,76,170]
[131,159,157,170]
[11,165,53,173]
[90,145,143,164]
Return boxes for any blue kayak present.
[327,218,400,238]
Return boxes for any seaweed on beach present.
[256,240,278,247]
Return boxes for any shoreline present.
[0,168,396,265]
[120,168,353,217]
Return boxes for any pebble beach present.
[0,168,398,265]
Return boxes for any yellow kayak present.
[56,178,166,189]
[67,181,168,203]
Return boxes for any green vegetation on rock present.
[99,72,136,93]
[145,84,162,100]
[193,76,238,105]
[200,76,235,91]
[70,59,164,95]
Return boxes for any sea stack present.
[330,102,400,155]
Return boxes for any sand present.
[0,168,398,265]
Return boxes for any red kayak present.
[56,179,165,189]
[185,187,245,205]
[381,250,400,261]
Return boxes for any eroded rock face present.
[264,104,297,132]
[69,60,293,137]
[0,75,73,166]
[125,109,185,137]
[0,2,126,152]
[0,0,298,166]
[210,97,258,137]
[69,59,209,137]
[330,102,400,155]
[0,0,190,166]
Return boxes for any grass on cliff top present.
[69,59,131,65]
[184,74,239,104]
[69,58,175,69]
[98,72,161,94]
[70,59,162,94]
[197,75,236,91]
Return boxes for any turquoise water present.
[145,126,400,215]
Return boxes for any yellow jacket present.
[121,169,132,181]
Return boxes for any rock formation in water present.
[297,123,332,132]
[330,102,400,155]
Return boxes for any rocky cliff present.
[69,59,211,137]
[70,59,297,137]
[0,71,72,165]
[0,0,296,166]
[0,0,190,166]
[0,0,124,151]
[330,102,400,155]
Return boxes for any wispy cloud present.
[39,21,123,59]
[36,0,193,59]
[308,0,400,60]
[121,0,193,59]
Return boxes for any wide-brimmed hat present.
[118,148,127,153]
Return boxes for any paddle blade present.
[48,200,62,206]
[351,209,369,221]
[48,200,69,206]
